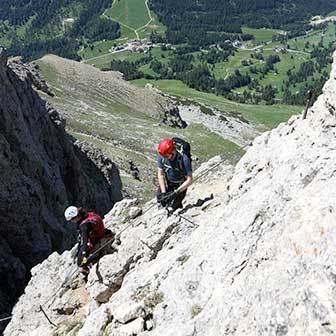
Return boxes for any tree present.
[261,85,277,104]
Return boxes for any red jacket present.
[80,212,105,241]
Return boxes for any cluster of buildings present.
[310,15,336,26]
[110,39,154,54]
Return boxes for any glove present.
[164,190,178,203]
[158,192,167,206]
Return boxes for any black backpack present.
[172,137,192,162]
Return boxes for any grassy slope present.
[132,79,302,128]
[82,50,145,68]
[79,40,116,60]
[213,49,255,78]
[288,23,336,50]
[84,42,171,70]
[242,27,284,44]
[106,0,150,29]
[36,55,243,201]
[104,0,165,39]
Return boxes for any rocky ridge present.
[37,55,186,129]
[0,47,122,329]
[34,55,244,203]
[9,60,54,97]
[5,52,336,335]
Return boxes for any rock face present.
[10,60,54,97]
[5,52,336,335]
[160,106,187,129]
[0,48,122,326]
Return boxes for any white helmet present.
[64,206,78,221]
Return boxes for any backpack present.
[81,212,105,241]
[172,137,192,162]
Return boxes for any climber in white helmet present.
[64,206,78,221]
[64,206,111,278]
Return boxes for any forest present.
[104,22,335,107]
[3,0,336,61]
[2,0,120,61]
[149,0,336,45]
[2,0,335,107]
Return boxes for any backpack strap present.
[161,153,184,174]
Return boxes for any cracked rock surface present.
[5,52,336,336]
[0,47,122,329]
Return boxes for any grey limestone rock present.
[160,106,187,129]
[0,49,122,329]
[6,52,336,336]
[9,60,55,96]
[74,140,123,205]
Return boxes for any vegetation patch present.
[242,27,285,44]
[176,255,190,265]
[104,0,165,40]
[144,291,164,309]
[105,0,150,29]
[131,285,164,309]
[132,79,302,128]
[191,304,203,318]
[65,319,84,333]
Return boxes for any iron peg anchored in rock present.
[302,90,314,120]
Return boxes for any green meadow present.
[132,79,302,128]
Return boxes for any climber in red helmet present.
[156,138,193,211]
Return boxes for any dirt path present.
[82,1,155,62]
[82,49,125,63]
[135,0,154,38]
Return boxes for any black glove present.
[158,192,168,207]
[164,190,178,203]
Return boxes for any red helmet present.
[157,138,175,156]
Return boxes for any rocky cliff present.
[0,47,122,328]
[5,51,336,335]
